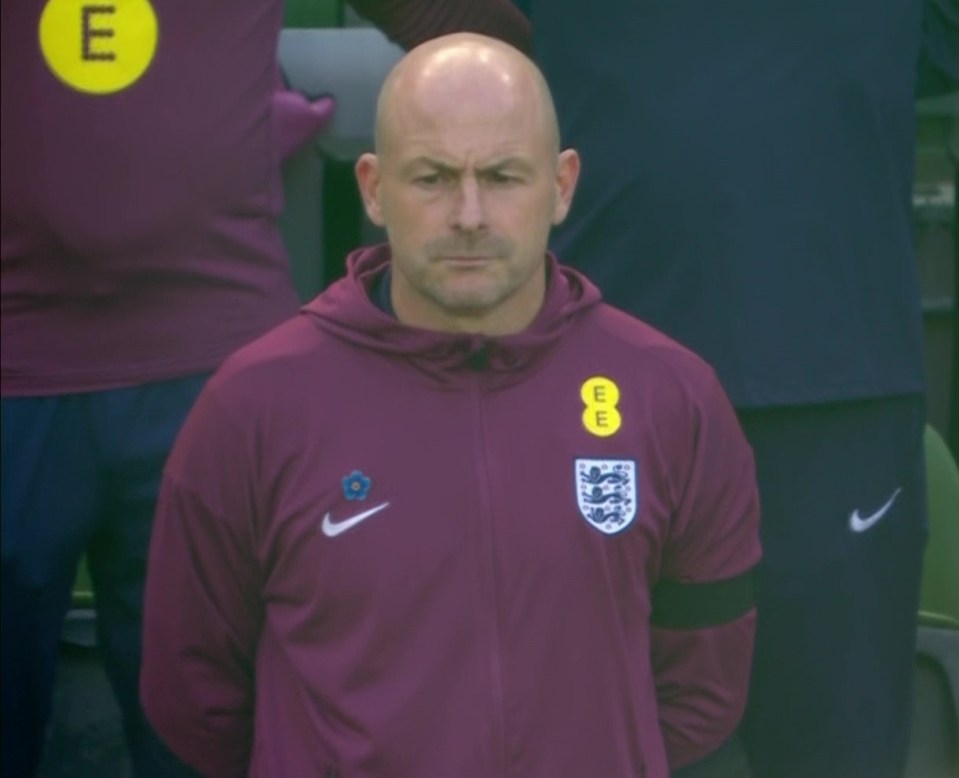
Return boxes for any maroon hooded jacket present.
[142,246,760,778]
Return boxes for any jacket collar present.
[303,243,602,384]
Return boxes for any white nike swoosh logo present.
[321,502,390,537]
[849,488,902,533]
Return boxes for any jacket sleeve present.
[650,371,761,771]
[347,0,532,55]
[141,386,263,778]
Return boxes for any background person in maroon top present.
[0,2,529,776]
[0,3,333,775]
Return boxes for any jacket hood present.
[302,244,602,383]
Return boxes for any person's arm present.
[273,62,336,161]
[141,385,264,778]
[347,0,532,54]
[651,373,761,772]
[273,80,336,161]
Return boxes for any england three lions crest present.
[575,459,638,535]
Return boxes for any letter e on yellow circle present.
[40,0,159,95]
[580,376,622,437]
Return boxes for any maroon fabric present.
[142,245,760,777]
[1,0,300,395]
[273,65,336,160]
[0,0,531,397]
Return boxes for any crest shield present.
[575,458,638,535]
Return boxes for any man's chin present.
[433,286,503,317]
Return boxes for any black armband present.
[650,568,756,630]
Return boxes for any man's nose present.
[451,177,487,231]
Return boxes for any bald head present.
[374,33,560,160]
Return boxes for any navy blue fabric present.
[737,395,926,778]
[1,376,207,778]
[672,733,752,778]
[527,0,929,408]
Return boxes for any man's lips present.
[435,253,499,264]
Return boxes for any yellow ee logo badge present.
[39,0,159,95]
[580,376,622,437]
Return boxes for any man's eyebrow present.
[478,158,535,175]
[399,157,459,175]
[398,156,536,176]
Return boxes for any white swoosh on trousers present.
[849,488,902,533]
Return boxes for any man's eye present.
[414,170,455,187]
[487,171,519,185]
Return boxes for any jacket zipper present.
[470,370,508,776]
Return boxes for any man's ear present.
[355,153,386,227]
[551,148,581,226]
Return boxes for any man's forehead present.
[385,122,548,165]
[394,82,537,130]
[383,97,547,150]
[381,58,521,139]
[413,72,523,115]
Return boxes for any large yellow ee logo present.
[39,0,158,95]
[580,376,622,437]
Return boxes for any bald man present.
[141,35,760,778]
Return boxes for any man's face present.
[357,66,578,335]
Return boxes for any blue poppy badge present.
[342,470,372,501]
[575,458,637,535]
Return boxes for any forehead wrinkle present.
[381,100,556,172]
[384,110,552,170]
